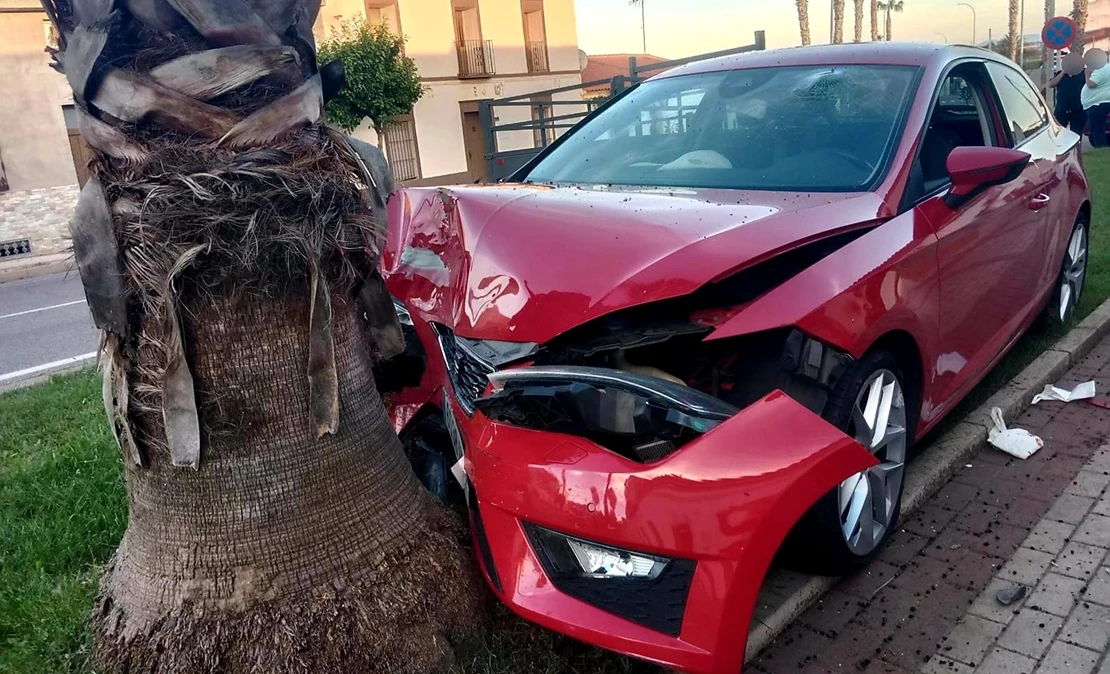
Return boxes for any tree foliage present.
[319,22,425,133]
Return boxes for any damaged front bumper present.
[452,387,876,674]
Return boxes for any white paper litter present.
[988,407,1044,460]
[1031,381,1097,405]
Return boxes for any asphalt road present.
[0,271,99,382]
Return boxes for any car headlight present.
[475,366,737,462]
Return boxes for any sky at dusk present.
[572,0,1058,57]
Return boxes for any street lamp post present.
[936,31,949,42]
[958,2,977,45]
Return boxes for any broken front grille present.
[433,324,494,414]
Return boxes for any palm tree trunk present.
[1009,0,1021,61]
[797,0,812,45]
[854,0,865,41]
[833,0,845,43]
[886,6,893,40]
[43,1,480,672]
[871,0,880,39]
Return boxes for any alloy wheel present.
[1059,225,1088,323]
[837,369,908,556]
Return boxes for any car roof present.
[651,42,1007,80]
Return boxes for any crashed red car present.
[377,43,1091,673]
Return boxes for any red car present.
[378,43,1091,673]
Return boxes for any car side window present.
[911,67,995,199]
[985,62,1050,145]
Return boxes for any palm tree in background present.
[38,0,480,672]
[854,0,866,41]
[878,0,904,40]
[833,0,846,42]
[871,0,880,39]
[798,0,812,45]
[1008,0,1020,60]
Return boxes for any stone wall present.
[0,184,78,258]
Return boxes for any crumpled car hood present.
[383,183,888,344]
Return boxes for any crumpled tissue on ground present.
[1031,381,1097,405]
[988,407,1044,460]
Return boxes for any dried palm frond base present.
[92,292,484,674]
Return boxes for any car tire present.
[1040,214,1090,329]
[781,349,915,576]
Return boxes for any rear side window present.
[985,62,1050,144]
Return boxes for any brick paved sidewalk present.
[923,443,1110,674]
[749,332,1110,674]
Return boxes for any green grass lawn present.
[4,150,1110,674]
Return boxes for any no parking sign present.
[1042,16,1079,50]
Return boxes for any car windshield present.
[524,64,920,192]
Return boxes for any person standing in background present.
[1081,48,1110,147]
[1049,51,1088,135]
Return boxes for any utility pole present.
[958,2,977,45]
[641,1,646,53]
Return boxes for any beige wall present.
[317,0,583,183]
[0,7,77,191]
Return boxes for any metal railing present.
[457,39,495,78]
[526,41,549,73]
[479,31,767,182]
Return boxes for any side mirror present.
[944,146,1031,209]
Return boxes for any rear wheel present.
[1041,215,1089,328]
[783,349,913,575]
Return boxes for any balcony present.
[526,41,549,73]
[456,39,495,79]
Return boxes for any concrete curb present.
[745,297,1110,663]
[0,353,97,395]
[0,253,75,284]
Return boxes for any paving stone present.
[1025,572,1086,616]
[968,577,1027,624]
[1073,513,1110,548]
[921,656,974,674]
[1086,446,1110,474]
[1022,520,1076,555]
[839,561,901,600]
[975,647,1037,674]
[903,503,959,537]
[1053,541,1108,581]
[953,503,1003,536]
[1082,567,1110,606]
[935,614,1005,666]
[1060,601,1110,651]
[996,608,1064,658]
[1066,470,1110,499]
[934,482,979,512]
[999,547,1056,585]
[1044,493,1096,525]
[877,531,929,567]
[1093,490,1110,517]
[1032,640,1100,674]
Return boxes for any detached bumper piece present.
[476,366,738,462]
[523,523,696,636]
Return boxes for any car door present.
[913,61,1050,409]
[983,61,1060,300]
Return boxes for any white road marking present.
[0,352,98,383]
[0,299,87,320]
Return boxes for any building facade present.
[0,0,583,196]
[0,0,76,193]
[314,0,583,185]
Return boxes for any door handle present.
[1028,193,1051,210]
